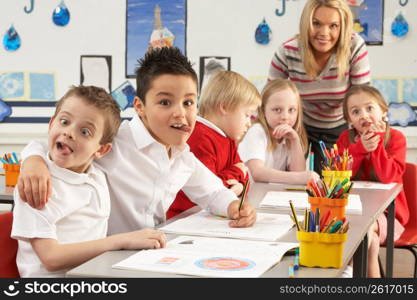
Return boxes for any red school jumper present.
[166,120,247,219]
[336,128,409,226]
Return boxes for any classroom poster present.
[349,0,384,45]
[125,0,186,78]
[372,77,417,127]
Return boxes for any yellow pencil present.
[323,217,337,233]
[289,200,301,231]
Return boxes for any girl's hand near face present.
[369,120,386,133]
[272,124,299,142]
[361,131,380,152]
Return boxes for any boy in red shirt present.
[167,71,261,218]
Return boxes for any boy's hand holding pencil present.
[228,180,256,227]
[228,200,256,227]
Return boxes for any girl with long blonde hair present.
[268,0,371,173]
[239,79,319,184]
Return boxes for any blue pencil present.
[12,152,19,164]
[309,152,314,171]
[294,248,300,270]
[288,264,295,278]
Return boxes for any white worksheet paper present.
[112,235,299,278]
[159,210,299,241]
[260,191,362,215]
[351,181,396,190]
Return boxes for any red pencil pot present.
[308,196,348,221]
[3,164,20,187]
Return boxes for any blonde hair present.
[299,0,353,79]
[198,70,261,117]
[343,84,390,140]
[257,79,308,152]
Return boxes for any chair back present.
[403,162,417,229]
[0,212,19,277]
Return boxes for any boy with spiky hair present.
[18,47,257,236]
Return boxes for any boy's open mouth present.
[56,141,73,154]
[170,123,191,133]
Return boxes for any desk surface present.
[66,182,402,278]
[0,178,14,202]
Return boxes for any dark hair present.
[54,85,121,144]
[135,47,198,103]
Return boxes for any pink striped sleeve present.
[350,35,371,85]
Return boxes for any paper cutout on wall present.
[3,25,21,52]
[371,77,417,126]
[388,102,416,127]
[0,72,25,100]
[111,81,136,111]
[391,13,408,38]
[0,99,12,122]
[371,78,398,103]
[29,73,55,100]
[403,78,417,105]
[255,18,271,45]
[52,0,70,26]
[0,72,56,101]
[199,56,230,94]
[80,55,112,93]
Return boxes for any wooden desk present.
[66,182,401,278]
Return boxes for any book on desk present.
[159,210,302,242]
[112,210,301,277]
[112,235,298,278]
[259,191,362,215]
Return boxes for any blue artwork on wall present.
[29,73,55,100]
[111,81,136,111]
[0,98,12,121]
[349,0,384,45]
[371,78,398,103]
[0,72,24,99]
[388,102,417,127]
[403,78,417,105]
[125,0,186,78]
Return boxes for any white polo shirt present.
[11,155,110,277]
[21,115,237,235]
[239,123,291,171]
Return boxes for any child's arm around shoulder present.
[18,140,52,209]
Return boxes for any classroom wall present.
[0,0,416,162]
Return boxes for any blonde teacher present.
[268,0,370,172]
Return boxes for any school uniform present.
[11,155,110,277]
[238,123,291,171]
[268,33,371,173]
[167,116,247,219]
[21,115,237,235]
[337,128,409,243]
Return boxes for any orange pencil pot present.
[322,170,352,187]
[308,196,348,221]
[296,231,347,268]
[3,164,20,187]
